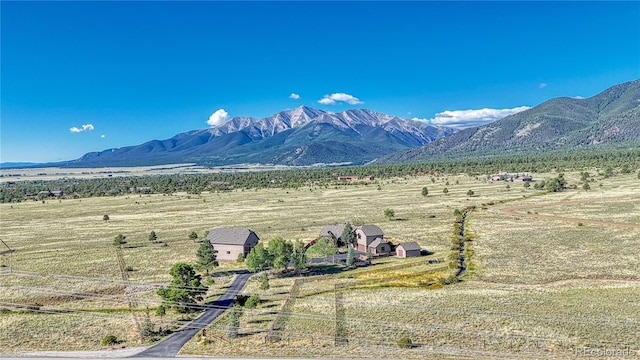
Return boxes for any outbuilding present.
[396,242,422,258]
[206,228,260,261]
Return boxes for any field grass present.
[1,169,639,358]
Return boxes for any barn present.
[206,228,260,261]
[396,242,422,258]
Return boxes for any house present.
[206,228,260,261]
[319,225,353,244]
[51,190,64,197]
[337,176,359,181]
[368,238,391,256]
[396,242,422,258]
[355,224,384,252]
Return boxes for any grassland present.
[1,169,639,358]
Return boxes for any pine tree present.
[346,246,354,267]
[196,239,218,275]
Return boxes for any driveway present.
[130,272,252,358]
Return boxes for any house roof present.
[358,224,383,237]
[319,225,349,240]
[206,228,259,246]
[397,241,421,251]
[368,237,387,248]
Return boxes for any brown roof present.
[358,224,383,237]
[397,242,421,251]
[319,225,350,240]
[368,238,387,248]
[206,228,259,246]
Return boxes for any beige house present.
[206,228,259,261]
[355,224,384,252]
[396,242,422,258]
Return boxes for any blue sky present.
[1,1,639,163]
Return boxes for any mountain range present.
[381,79,640,163]
[70,107,455,166]
[27,79,640,169]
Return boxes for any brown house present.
[206,228,259,261]
[396,242,422,258]
[355,224,384,252]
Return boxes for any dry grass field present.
[1,169,639,358]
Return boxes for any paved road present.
[131,272,252,358]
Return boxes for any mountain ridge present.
[379,79,640,163]
[70,106,456,167]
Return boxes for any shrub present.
[101,334,118,346]
[245,294,260,308]
[397,336,414,349]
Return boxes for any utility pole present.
[0,239,15,274]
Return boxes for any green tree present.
[188,231,198,241]
[421,187,428,197]
[113,234,126,246]
[236,253,244,262]
[227,306,241,338]
[292,240,307,273]
[259,273,270,290]
[466,190,474,196]
[545,173,567,192]
[267,237,293,271]
[155,304,166,320]
[346,246,354,267]
[196,239,218,275]
[245,243,272,273]
[156,263,207,313]
[245,294,260,308]
[103,214,110,221]
[384,208,395,219]
[148,231,158,243]
[443,187,449,195]
[582,182,591,191]
[314,236,338,262]
[141,308,154,338]
[523,182,531,188]
[341,223,354,246]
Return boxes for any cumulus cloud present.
[289,93,301,100]
[207,109,229,127]
[101,134,106,138]
[318,93,364,105]
[415,106,531,129]
[572,95,585,99]
[70,124,95,133]
[539,83,547,89]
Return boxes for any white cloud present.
[317,93,364,105]
[289,93,300,100]
[101,134,106,138]
[539,83,547,89]
[572,95,585,99]
[207,109,229,127]
[417,106,531,129]
[70,124,95,133]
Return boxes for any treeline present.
[1,148,638,203]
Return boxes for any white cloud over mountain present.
[289,93,300,100]
[413,106,531,129]
[207,109,229,127]
[70,124,95,133]
[318,93,363,105]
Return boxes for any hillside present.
[381,79,640,162]
[68,107,454,167]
